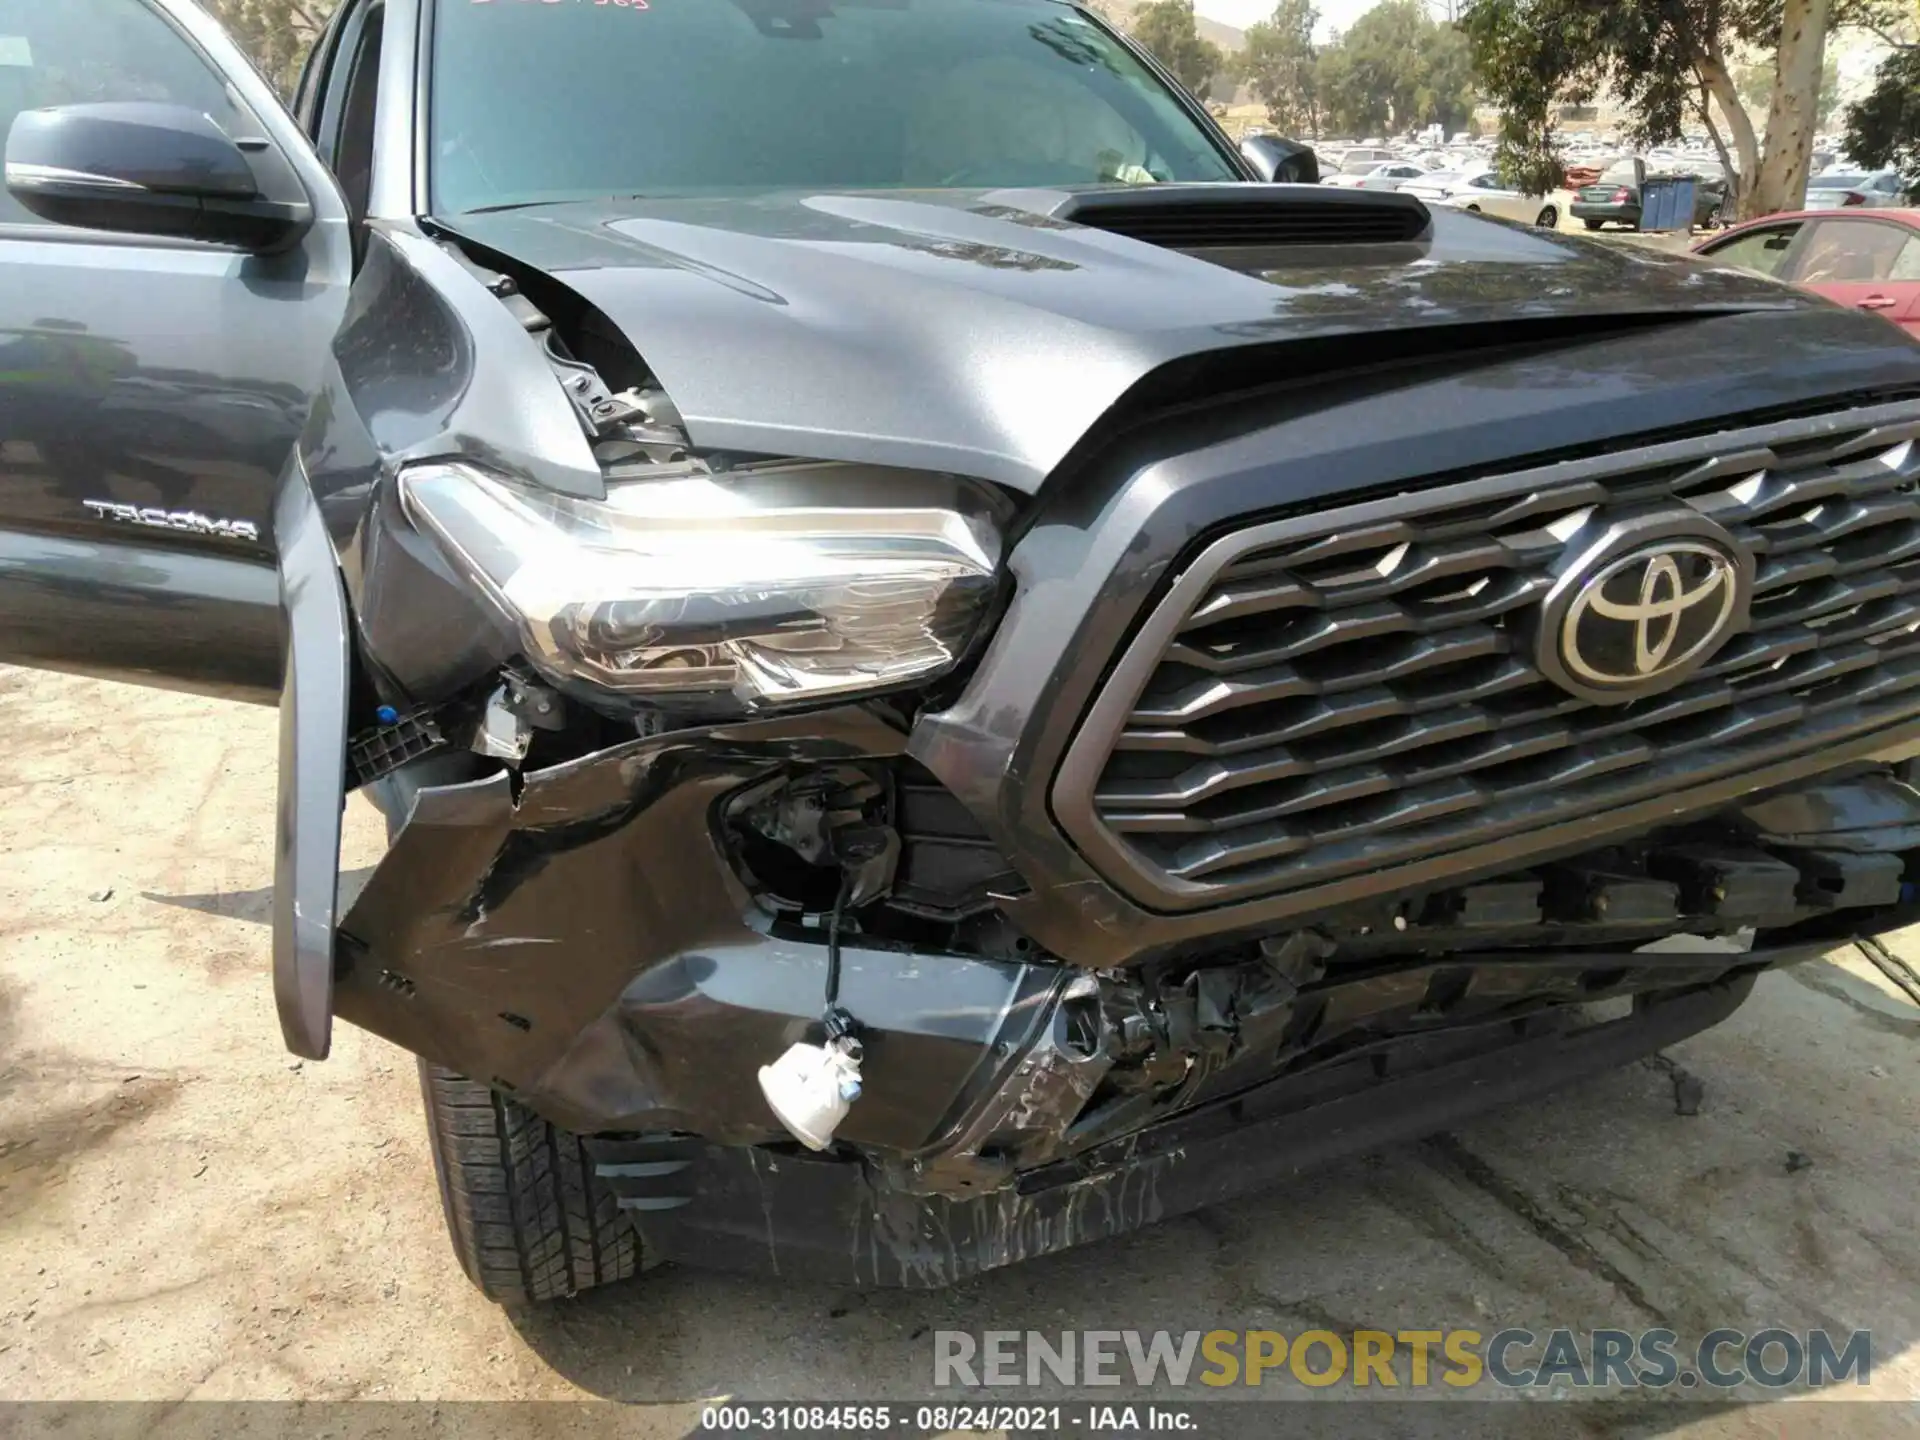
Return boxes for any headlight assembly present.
[398,459,1004,711]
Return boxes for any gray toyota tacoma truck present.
[3,0,1920,1301]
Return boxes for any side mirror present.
[5,102,311,252]
[1240,135,1321,186]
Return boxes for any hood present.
[438,187,1822,492]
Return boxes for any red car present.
[1693,208,1920,339]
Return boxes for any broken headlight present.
[398,459,1003,710]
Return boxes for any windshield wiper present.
[454,193,655,216]
[457,199,575,216]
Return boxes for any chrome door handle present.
[1858,296,1898,310]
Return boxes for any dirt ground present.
[2,667,1919,1431]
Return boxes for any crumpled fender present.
[337,227,605,504]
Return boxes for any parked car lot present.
[2,667,1918,1412]
[1570,157,1728,231]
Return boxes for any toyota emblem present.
[1533,519,1752,706]
[1563,542,1741,686]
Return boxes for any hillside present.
[1084,0,1249,53]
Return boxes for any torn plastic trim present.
[330,702,1081,1146]
[876,926,1800,1198]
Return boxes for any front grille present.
[1056,401,1920,911]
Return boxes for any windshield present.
[428,0,1240,214]
[1810,173,1869,189]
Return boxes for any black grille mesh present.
[1073,200,1428,248]
[1067,405,1920,908]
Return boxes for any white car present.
[1441,173,1565,228]
[1398,166,1491,202]
[1323,160,1430,192]
[1327,145,1399,169]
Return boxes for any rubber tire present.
[1465,203,1481,212]
[1582,218,1604,230]
[419,1060,639,1303]
[1535,205,1558,228]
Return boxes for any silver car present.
[1805,171,1909,209]
[1323,160,1431,192]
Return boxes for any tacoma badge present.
[82,499,260,543]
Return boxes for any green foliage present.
[1315,0,1479,135]
[1461,0,1902,214]
[1843,45,1920,199]
[1462,0,1732,195]
[202,0,337,98]
[1733,50,1842,126]
[1129,0,1225,101]
[1238,0,1321,135]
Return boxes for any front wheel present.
[419,1061,639,1303]
[1464,203,1481,212]
[1535,205,1559,228]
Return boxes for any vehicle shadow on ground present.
[501,967,1920,1420]
[141,867,379,925]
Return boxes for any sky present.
[1193,0,1381,40]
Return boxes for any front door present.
[0,0,351,701]
[1784,216,1920,342]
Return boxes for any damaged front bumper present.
[312,683,1920,1239]
[590,972,1761,1287]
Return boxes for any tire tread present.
[418,1060,638,1303]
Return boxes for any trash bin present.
[1639,176,1698,232]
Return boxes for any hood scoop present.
[1045,184,1432,251]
